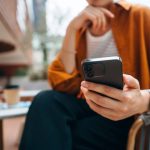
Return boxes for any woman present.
[20,0,150,150]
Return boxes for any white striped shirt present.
[86,30,119,58]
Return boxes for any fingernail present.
[81,81,88,88]
[111,14,115,18]
[80,86,86,92]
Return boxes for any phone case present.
[81,56,123,89]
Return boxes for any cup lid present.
[5,85,19,89]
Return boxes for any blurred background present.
[0,0,149,150]
[0,0,87,91]
[0,0,150,90]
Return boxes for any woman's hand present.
[59,6,114,73]
[69,5,114,36]
[81,74,150,121]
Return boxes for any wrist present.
[140,90,150,113]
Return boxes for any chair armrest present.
[139,112,150,126]
[127,117,144,150]
[127,113,150,150]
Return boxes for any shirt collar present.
[114,0,132,11]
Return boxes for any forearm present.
[59,24,77,74]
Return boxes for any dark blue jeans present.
[19,90,134,150]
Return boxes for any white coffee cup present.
[4,85,20,105]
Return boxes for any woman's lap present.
[20,90,134,150]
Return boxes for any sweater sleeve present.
[144,7,150,68]
[144,7,150,87]
[48,55,82,95]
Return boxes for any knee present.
[29,90,59,113]
[33,90,56,104]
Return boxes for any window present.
[17,0,26,33]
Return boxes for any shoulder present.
[130,4,150,18]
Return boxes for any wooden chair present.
[127,113,150,150]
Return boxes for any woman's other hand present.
[81,74,150,121]
[69,6,114,36]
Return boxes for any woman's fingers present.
[85,6,114,31]
[81,74,149,121]
[100,8,115,18]
[81,86,122,110]
[81,81,125,101]
[88,7,102,30]
[71,5,114,32]
[86,98,122,121]
[123,74,140,89]
[100,12,107,30]
[84,12,97,29]
[91,7,107,30]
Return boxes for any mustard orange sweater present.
[48,1,150,96]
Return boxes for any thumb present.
[123,74,140,89]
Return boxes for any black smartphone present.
[81,56,123,89]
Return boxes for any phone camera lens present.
[87,72,94,78]
[84,64,92,72]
